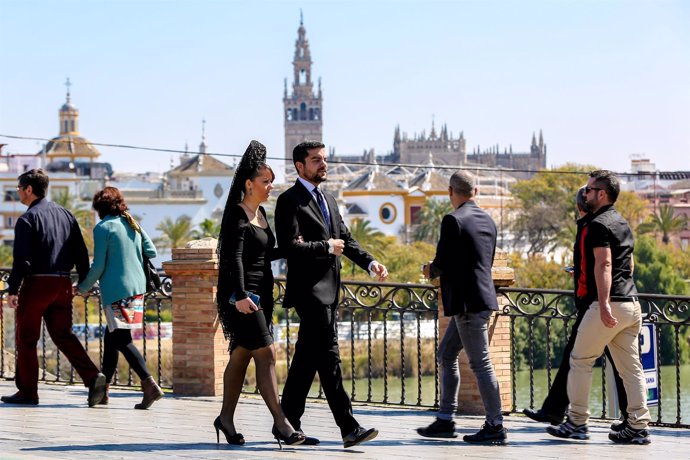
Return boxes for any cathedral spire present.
[283,15,323,168]
[199,118,207,154]
[59,77,79,135]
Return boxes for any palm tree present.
[413,197,453,244]
[639,205,687,244]
[342,218,387,277]
[52,189,95,253]
[154,216,194,251]
[191,218,220,239]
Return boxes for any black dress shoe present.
[87,373,106,407]
[1,393,39,405]
[522,408,563,425]
[343,426,378,448]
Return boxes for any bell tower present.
[283,13,323,171]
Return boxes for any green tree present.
[191,218,220,239]
[639,205,687,244]
[341,219,389,278]
[615,191,649,234]
[413,197,453,244]
[633,235,690,365]
[0,243,13,267]
[154,215,194,251]
[510,164,594,255]
[52,189,95,253]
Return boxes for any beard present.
[307,169,327,183]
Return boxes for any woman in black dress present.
[214,140,304,448]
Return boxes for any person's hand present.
[599,301,618,328]
[421,262,432,280]
[370,261,389,281]
[72,285,80,296]
[235,297,259,314]
[328,238,345,256]
[7,295,19,309]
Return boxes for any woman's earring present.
[248,188,253,196]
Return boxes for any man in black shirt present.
[1,169,105,407]
[546,170,651,444]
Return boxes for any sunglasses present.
[585,186,603,194]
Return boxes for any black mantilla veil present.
[216,140,268,343]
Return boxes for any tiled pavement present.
[0,380,687,459]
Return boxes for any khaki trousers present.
[567,300,651,429]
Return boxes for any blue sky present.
[1,0,688,182]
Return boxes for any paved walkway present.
[0,380,687,460]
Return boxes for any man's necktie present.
[313,187,332,232]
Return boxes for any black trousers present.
[102,328,151,384]
[281,302,358,437]
[541,307,629,418]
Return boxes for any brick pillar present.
[162,240,227,396]
[437,250,515,414]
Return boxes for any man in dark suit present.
[416,170,507,445]
[275,141,388,448]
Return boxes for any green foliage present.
[191,218,220,239]
[412,197,453,244]
[0,244,13,266]
[634,235,689,296]
[615,191,649,234]
[154,215,194,251]
[509,164,594,255]
[52,189,96,254]
[638,205,688,244]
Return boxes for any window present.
[379,202,397,224]
[410,205,422,225]
[4,189,19,202]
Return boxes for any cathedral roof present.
[41,134,101,159]
[168,154,234,177]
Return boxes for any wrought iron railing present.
[1,268,687,428]
[0,268,172,389]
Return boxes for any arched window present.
[314,108,320,120]
[309,108,314,120]
[286,109,292,121]
[292,108,298,121]
[300,103,307,120]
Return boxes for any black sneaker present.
[610,418,628,432]
[545,418,590,440]
[417,419,457,438]
[463,423,507,445]
[608,425,651,445]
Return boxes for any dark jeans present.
[438,310,503,426]
[541,307,628,418]
[102,328,150,383]
[281,302,358,437]
[15,276,99,398]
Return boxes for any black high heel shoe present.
[272,425,305,449]
[214,416,245,445]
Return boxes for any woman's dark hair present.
[92,186,129,219]
[227,140,274,205]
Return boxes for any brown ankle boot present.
[98,384,110,405]
[134,376,164,410]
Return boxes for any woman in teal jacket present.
[78,187,163,409]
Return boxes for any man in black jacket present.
[417,170,506,445]
[275,141,388,448]
[1,169,105,407]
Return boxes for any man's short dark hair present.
[589,170,620,203]
[449,170,475,197]
[18,168,49,198]
[576,185,588,212]
[292,141,325,167]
